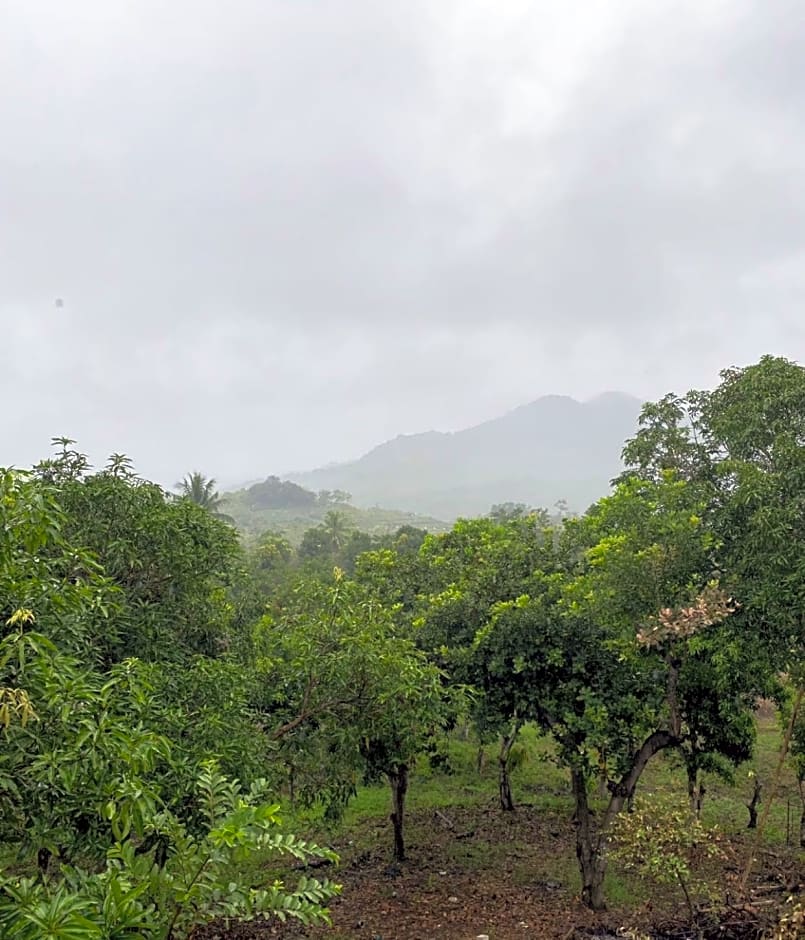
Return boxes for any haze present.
[2,0,803,488]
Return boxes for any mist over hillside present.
[286,392,643,519]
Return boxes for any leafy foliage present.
[176,472,234,523]
[0,762,338,939]
[252,571,452,832]
[244,476,317,510]
[610,796,727,925]
[0,453,338,935]
[35,441,243,662]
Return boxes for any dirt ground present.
[193,803,803,940]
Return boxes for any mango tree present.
[404,516,559,809]
[34,441,243,664]
[622,355,805,864]
[252,570,451,860]
[473,474,763,909]
[0,467,337,936]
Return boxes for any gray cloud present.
[1,0,803,486]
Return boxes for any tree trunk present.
[572,769,607,911]
[499,758,514,811]
[388,763,409,862]
[476,744,486,775]
[572,729,677,912]
[695,783,706,820]
[597,749,608,799]
[687,764,697,813]
[747,777,762,829]
[687,764,705,819]
[37,847,52,876]
[498,720,522,812]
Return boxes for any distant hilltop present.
[282,392,644,520]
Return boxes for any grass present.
[335,714,801,840]
[270,707,803,921]
[638,713,801,846]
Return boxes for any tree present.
[321,511,351,551]
[246,476,316,510]
[252,571,450,860]
[35,444,243,663]
[0,467,114,659]
[297,515,375,576]
[488,502,529,522]
[247,531,295,597]
[401,515,560,810]
[253,531,294,570]
[177,471,233,522]
[0,462,337,936]
[473,475,763,910]
[298,514,355,563]
[621,355,805,673]
[621,355,805,875]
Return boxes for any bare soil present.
[192,802,803,940]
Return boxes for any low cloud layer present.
[2,0,803,486]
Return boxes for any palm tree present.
[176,472,233,521]
[321,510,351,551]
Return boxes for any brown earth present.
[193,802,802,940]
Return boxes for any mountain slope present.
[288,392,643,519]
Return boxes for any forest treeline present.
[0,355,803,937]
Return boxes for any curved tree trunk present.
[388,763,409,862]
[572,729,677,912]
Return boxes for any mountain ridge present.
[286,391,644,520]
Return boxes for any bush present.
[0,762,339,939]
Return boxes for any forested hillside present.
[288,392,642,519]
[222,474,449,543]
[1,356,803,939]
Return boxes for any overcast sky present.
[2,0,803,486]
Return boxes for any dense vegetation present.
[1,356,803,938]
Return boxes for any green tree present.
[473,475,763,909]
[621,355,805,879]
[176,471,233,522]
[488,502,529,522]
[35,444,242,662]
[0,463,336,936]
[321,510,351,551]
[621,355,805,673]
[252,571,450,859]
[399,516,560,809]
